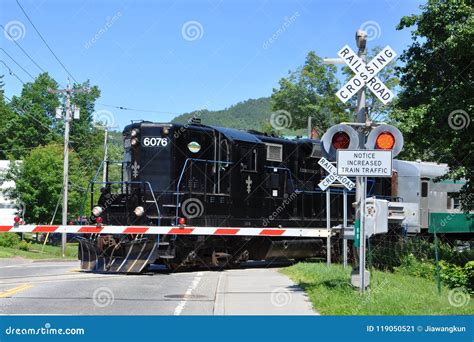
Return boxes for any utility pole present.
[355,30,368,292]
[51,79,87,257]
[307,117,312,139]
[94,124,118,183]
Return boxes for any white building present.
[0,160,19,225]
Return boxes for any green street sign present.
[354,219,360,248]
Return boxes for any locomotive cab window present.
[240,146,257,172]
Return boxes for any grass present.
[0,241,78,260]
[282,262,474,315]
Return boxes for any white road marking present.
[173,271,203,316]
[213,271,226,315]
[0,263,76,269]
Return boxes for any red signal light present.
[331,132,350,149]
[178,217,186,225]
[14,216,21,223]
[375,132,395,150]
[95,216,103,224]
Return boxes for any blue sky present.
[1,0,425,129]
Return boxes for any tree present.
[4,144,88,224]
[392,0,473,210]
[0,74,60,160]
[271,51,349,131]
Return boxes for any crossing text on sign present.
[335,45,397,105]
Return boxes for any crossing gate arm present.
[0,225,332,238]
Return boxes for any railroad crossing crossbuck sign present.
[318,157,355,191]
[336,45,396,104]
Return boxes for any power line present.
[3,95,56,134]
[3,94,103,163]
[0,24,45,73]
[97,102,182,115]
[15,0,78,83]
[0,60,25,84]
[0,48,35,80]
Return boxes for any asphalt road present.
[0,259,316,315]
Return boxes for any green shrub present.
[370,236,471,270]
[464,261,474,292]
[395,254,436,279]
[439,260,469,290]
[0,233,20,248]
[17,240,31,251]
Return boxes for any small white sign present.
[318,157,355,191]
[337,150,392,177]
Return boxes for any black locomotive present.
[78,120,393,272]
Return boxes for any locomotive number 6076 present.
[142,137,168,147]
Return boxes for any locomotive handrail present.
[175,158,235,225]
[92,180,161,226]
[79,159,161,225]
[79,159,109,222]
[79,159,129,222]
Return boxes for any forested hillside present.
[171,97,272,130]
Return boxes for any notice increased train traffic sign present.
[336,150,392,177]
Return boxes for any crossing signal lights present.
[366,125,404,157]
[332,132,350,149]
[321,124,359,160]
[375,132,395,150]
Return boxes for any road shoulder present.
[213,268,318,315]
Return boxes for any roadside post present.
[50,79,88,257]
[318,157,355,266]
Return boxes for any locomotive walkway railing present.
[175,158,235,225]
[79,159,162,225]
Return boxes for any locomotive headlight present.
[131,138,139,146]
[162,127,169,135]
[92,206,103,217]
[131,129,139,137]
[134,206,145,217]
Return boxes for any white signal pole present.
[355,30,368,293]
[51,79,87,257]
